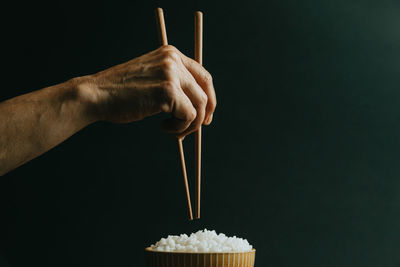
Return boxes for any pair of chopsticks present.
[155,8,203,220]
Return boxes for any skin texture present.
[0,45,216,176]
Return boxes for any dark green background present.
[1,0,400,266]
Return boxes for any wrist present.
[70,75,105,123]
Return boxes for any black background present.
[1,0,400,266]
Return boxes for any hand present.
[80,45,217,138]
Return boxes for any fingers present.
[178,74,207,137]
[177,51,217,125]
[160,81,197,134]
[156,45,216,137]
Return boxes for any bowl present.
[145,247,256,267]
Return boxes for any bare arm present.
[0,45,216,176]
[0,79,96,175]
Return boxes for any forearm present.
[0,77,97,175]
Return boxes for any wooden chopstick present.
[194,11,203,219]
[155,8,168,46]
[155,7,193,220]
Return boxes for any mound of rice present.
[150,229,253,252]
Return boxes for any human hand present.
[79,45,216,138]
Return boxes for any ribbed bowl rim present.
[145,247,256,254]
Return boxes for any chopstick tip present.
[156,7,164,16]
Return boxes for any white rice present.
[150,229,253,252]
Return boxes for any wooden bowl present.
[145,247,256,267]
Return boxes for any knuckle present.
[199,92,208,107]
[204,70,213,83]
[160,58,175,70]
[161,46,180,61]
[169,52,180,62]
[159,61,178,79]
[163,50,175,58]
[186,109,197,122]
